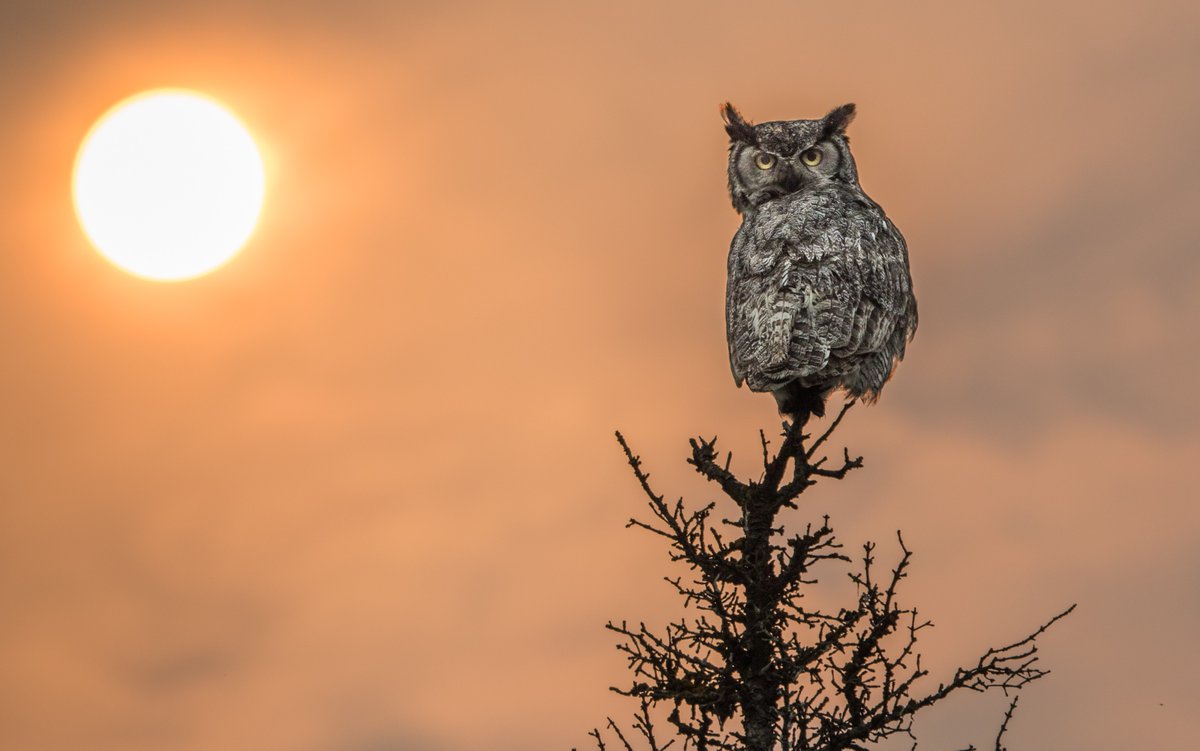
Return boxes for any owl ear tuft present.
[721,102,757,144]
[821,103,857,137]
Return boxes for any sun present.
[72,90,266,282]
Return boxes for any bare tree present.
[582,405,1072,751]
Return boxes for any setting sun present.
[72,90,265,281]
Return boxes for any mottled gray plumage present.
[722,103,917,423]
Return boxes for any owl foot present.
[772,382,829,429]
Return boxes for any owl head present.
[722,103,859,214]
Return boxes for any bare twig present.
[995,696,1020,751]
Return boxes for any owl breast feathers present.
[726,183,917,401]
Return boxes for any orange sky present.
[1,1,1198,749]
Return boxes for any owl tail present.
[772,382,829,428]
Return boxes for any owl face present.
[722,103,859,214]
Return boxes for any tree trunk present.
[740,492,779,751]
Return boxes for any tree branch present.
[589,414,1073,751]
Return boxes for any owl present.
[722,103,917,426]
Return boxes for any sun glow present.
[73,90,265,281]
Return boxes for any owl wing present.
[828,207,917,359]
[727,206,826,389]
[727,193,917,392]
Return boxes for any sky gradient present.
[1,1,1197,749]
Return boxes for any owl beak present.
[752,171,804,206]
[780,170,804,194]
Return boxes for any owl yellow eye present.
[754,152,776,170]
[801,148,823,167]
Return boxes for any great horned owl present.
[723,103,917,425]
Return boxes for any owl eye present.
[753,152,776,170]
[801,148,823,167]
